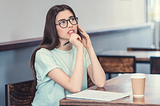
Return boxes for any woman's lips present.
[68,30,75,35]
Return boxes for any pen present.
[63,41,70,46]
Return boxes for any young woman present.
[30,4,106,106]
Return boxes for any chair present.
[150,57,160,74]
[127,47,160,51]
[5,80,36,106]
[97,55,136,79]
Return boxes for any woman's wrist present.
[86,46,94,53]
[76,45,84,52]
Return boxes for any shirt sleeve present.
[84,47,91,68]
[35,48,59,82]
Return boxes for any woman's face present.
[55,10,78,44]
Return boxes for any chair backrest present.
[97,55,136,74]
[5,80,36,106]
[127,47,160,51]
[150,57,160,74]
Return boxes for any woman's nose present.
[68,21,73,28]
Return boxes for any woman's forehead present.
[56,10,73,21]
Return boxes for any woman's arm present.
[79,25,106,87]
[48,34,84,93]
[87,47,106,87]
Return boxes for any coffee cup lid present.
[131,73,146,79]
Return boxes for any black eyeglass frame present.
[56,17,78,28]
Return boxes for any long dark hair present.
[30,4,77,98]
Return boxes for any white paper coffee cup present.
[131,73,146,96]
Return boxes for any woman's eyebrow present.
[69,16,74,18]
[57,16,74,22]
[57,18,65,22]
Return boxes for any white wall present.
[0,0,146,43]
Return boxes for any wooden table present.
[60,74,160,106]
[99,50,160,63]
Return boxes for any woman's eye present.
[60,20,66,24]
[70,18,75,21]
[69,17,74,21]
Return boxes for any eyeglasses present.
[56,17,78,28]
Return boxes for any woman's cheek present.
[56,27,65,38]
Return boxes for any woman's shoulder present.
[35,48,57,61]
[36,48,48,54]
[36,48,55,57]
[39,47,50,51]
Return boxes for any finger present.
[77,35,82,41]
[81,33,86,39]
[71,33,81,41]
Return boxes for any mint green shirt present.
[32,46,91,106]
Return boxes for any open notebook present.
[66,89,130,102]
